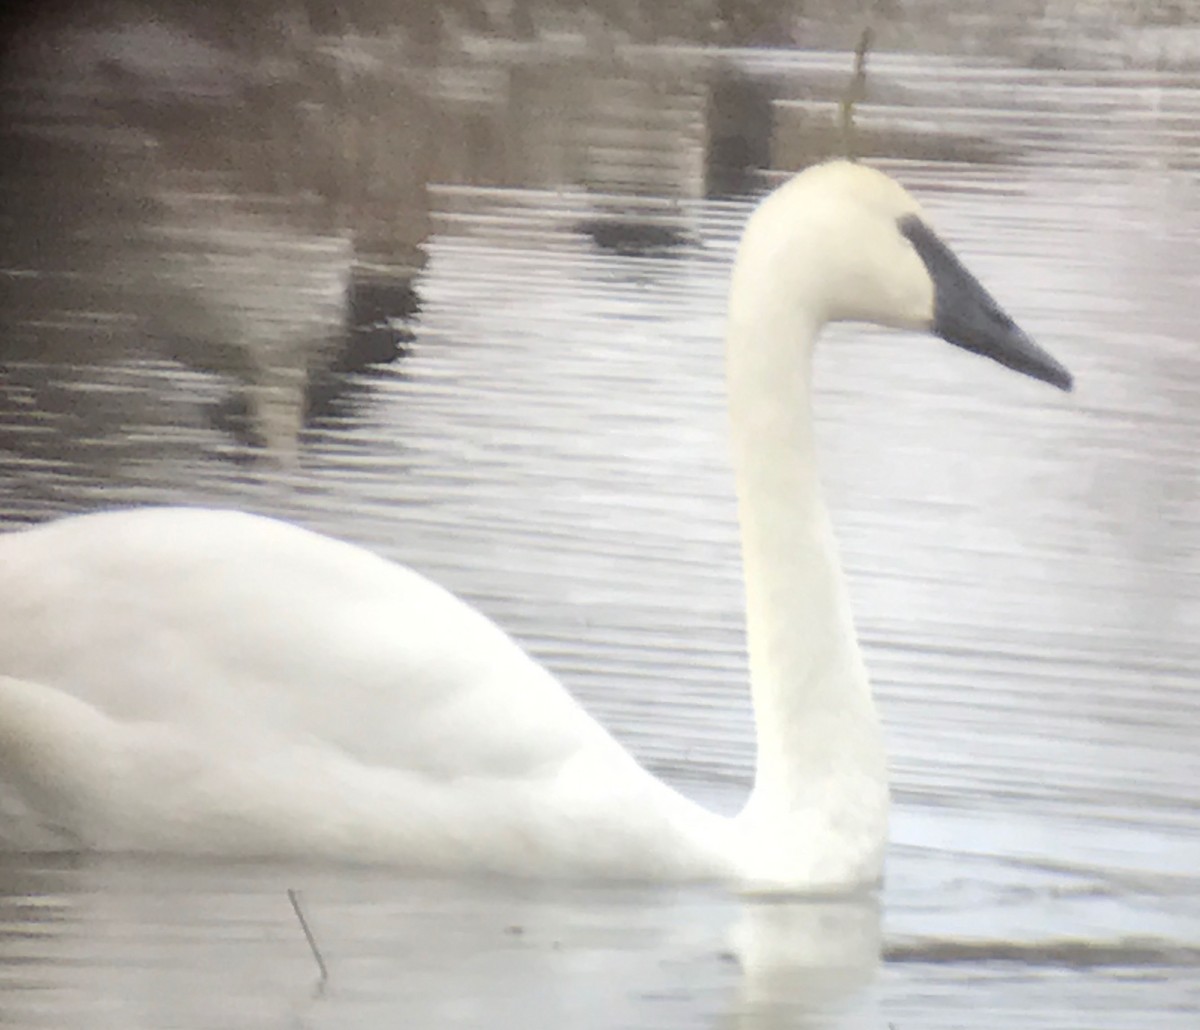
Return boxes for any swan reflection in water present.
[0,858,884,1030]
[0,162,1071,896]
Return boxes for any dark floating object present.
[577,217,695,257]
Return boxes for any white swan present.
[0,161,1071,891]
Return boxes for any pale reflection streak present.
[0,859,882,1030]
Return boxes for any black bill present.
[899,215,1073,392]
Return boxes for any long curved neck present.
[725,283,886,886]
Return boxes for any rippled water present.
[1,8,1199,1028]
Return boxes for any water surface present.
[1,9,1198,1028]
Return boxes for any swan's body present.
[0,508,733,878]
[0,162,1071,890]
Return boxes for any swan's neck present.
[725,287,887,887]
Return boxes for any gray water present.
[1,6,1199,1028]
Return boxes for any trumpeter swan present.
[0,161,1071,890]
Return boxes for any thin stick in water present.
[288,888,329,985]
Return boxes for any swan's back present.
[0,508,728,874]
[1,508,590,776]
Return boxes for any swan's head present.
[729,161,1072,391]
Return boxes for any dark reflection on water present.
[2,3,1200,1028]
